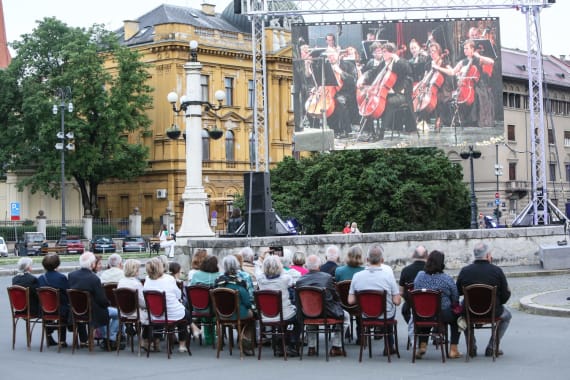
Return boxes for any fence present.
[0,218,148,241]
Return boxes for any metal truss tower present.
[242,1,554,224]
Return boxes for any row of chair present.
[7,282,502,362]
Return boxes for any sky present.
[2,0,569,58]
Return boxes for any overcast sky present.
[3,0,569,58]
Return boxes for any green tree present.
[0,18,153,216]
[270,148,470,234]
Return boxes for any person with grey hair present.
[215,255,255,355]
[296,254,347,357]
[69,252,122,351]
[456,242,511,358]
[117,259,149,346]
[348,244,401,356]
[100,253,124,284]
[320,245,341,276]
[257,255,300,357]
[290,251,308,276]
[398,245,428,325]
[239,247,256,280]
[12,257,40,316]
[281,248,301,284]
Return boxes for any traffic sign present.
[495,199,501,206]
[495,192,500,199]
[10,202,20,221]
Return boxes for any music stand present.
[361,40,387,60]
[309,49,339,87]
[472,39,497,60]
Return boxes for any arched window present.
[202,129,210,161]
[249,131,257,168]
[225,130,235,161]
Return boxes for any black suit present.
[12,273,40,316]
[296,270,343,319]
[68,268,109,327]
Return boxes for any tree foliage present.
[0,18,153,216]
[270,148,470,234]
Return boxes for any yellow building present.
[98,3,294,235]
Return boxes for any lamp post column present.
[176,60,215,243]
[59,103,66,240]
[469,150,478,229]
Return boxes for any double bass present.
[305,85,336,118]
[454,59,479,106]
[357,58,397,119]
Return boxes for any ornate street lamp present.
[165,40,225,243]
[52,87,74,240]
[460,145,482,229]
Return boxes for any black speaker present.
[246,210,276,237]
[234,0,242,14]
[244,172,272,213]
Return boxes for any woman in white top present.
[159,224,176,258]
[117,259,149,346]
[143,257,190,353]
[256,255,300,357]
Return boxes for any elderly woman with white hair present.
[12,257,40,316]
[257,255,300,357]
[117,259,149,346]
[214,255,255,355]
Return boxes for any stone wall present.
[175,225,567,273]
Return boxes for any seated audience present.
[117,259,149,347]
[414,250,462,359]
[334,245,365,282]
[38,254,70,347]
[257,255,300,357]
[215,255,255,356]
[320,245,341,276]
[189,256,221,287]
[143,257,191,353]
[100,253,124,284]
[290,251,309,276]
[187,249,208,282]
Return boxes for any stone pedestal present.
[539,243,570,270]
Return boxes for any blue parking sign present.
[11,202,20,221]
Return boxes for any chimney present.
[123,20,140,41]
[0,0,12,68]
[201,3,216,16]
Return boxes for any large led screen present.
[292,18,504,151]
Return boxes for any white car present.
[0,237,7,257]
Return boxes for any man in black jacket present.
[456,242,511,357]
[296,254,347,357]
[68,251,120,350]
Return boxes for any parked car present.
[122,236,147,253]
[90,236,117,253]
[55,236,85,255]
[14,232,47,256]
[0,237,8,257]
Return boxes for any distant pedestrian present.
[350,222,360,233]
[343,222,351,234]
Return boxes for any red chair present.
[254,289,290,360]
[335,280,360,343]
[103,282,118,308]
[296,286,345,362]
[355,289,400,362]
[113,287,142,356]
[143,290,191,359]
[186,285,215,348]
[409,289,447,363]
[210,288,256,359]
[67,289,102,353]
[462,284,502,362]
[7,285,40,350]
[37,287,66,353]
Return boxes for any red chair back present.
[187,285,212,311]
[143,290,168,321]
[410,289,441,319]
[7,286,31,316]
[296,286,325,318]
[113,288,139,316]
[37,287,60,315]
[255,290,283,320]
[356,290,387,319]
[210,288,239,320]
[67,289,92,323]
[103,283,118,308]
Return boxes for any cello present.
[412,52,448,114]
[358,58,398,119]
[305,85,336,118]
[454,59,479,106]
